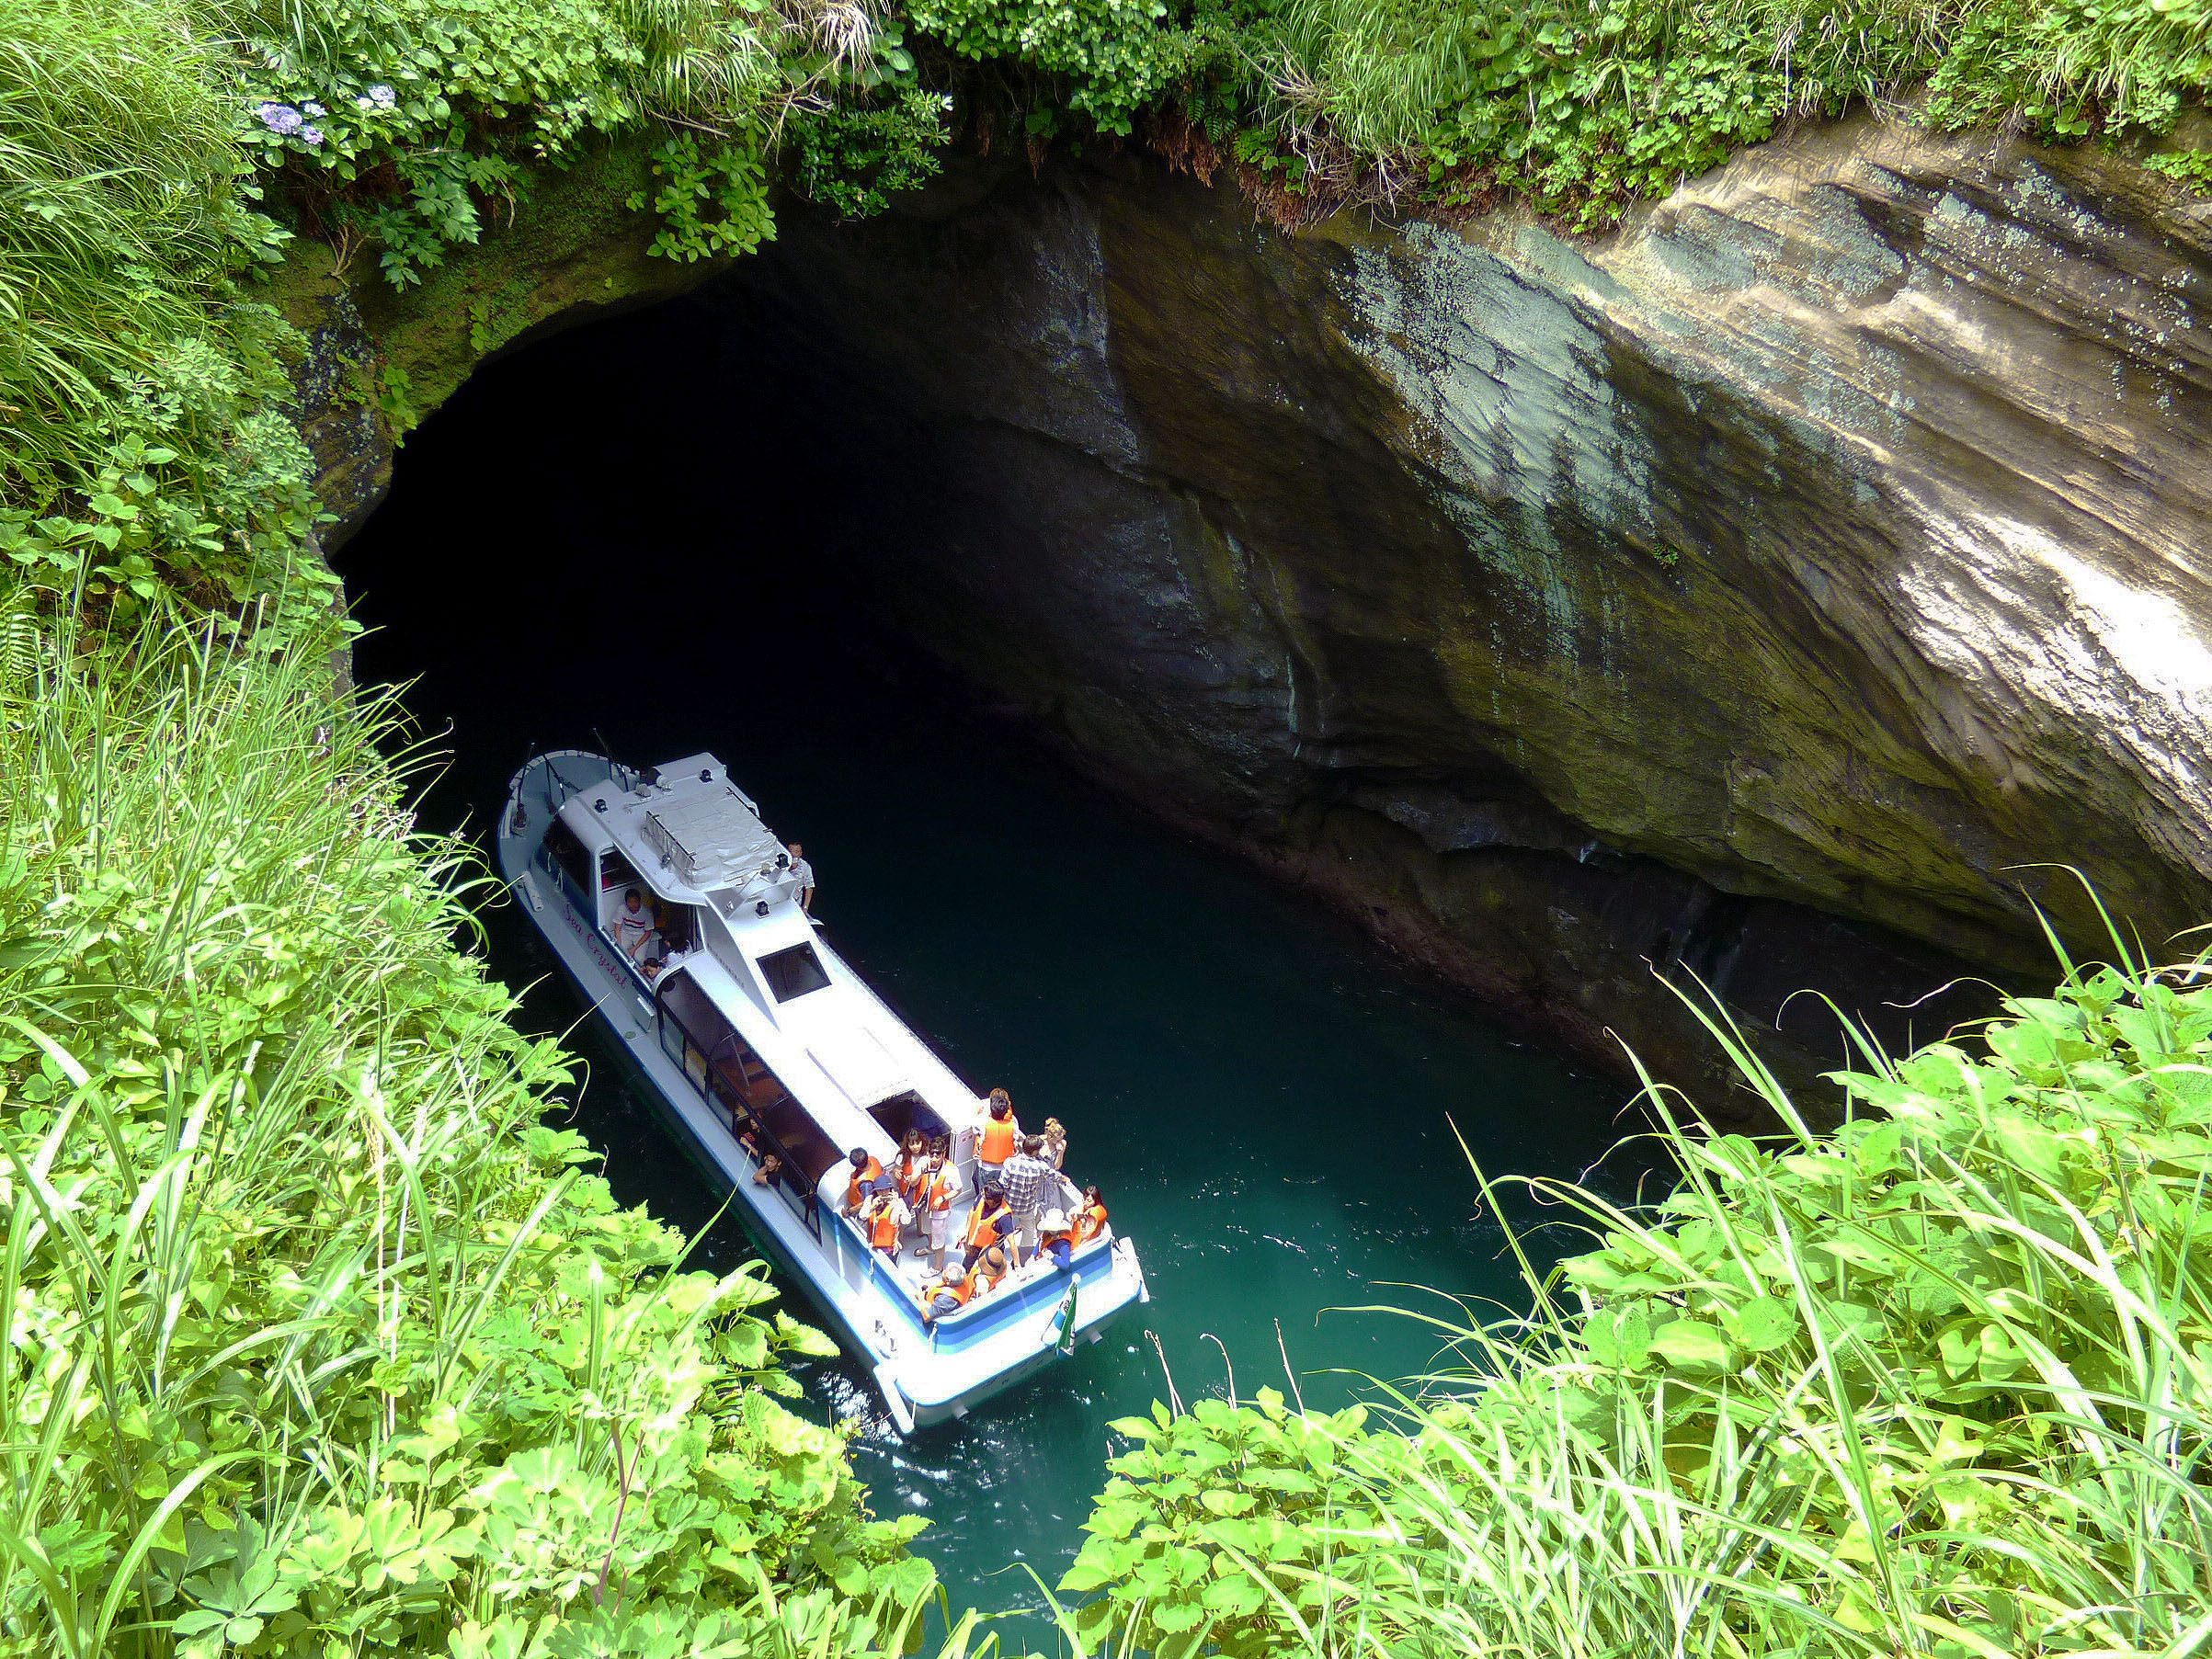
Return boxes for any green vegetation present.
[11,0,2212,1650]
[1056,921,2212,1655]
[943,0,2212,228]
[0,608,945,1653]
[0,0,323,641]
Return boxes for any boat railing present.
[655,978,822,1242]
[742,1109,823,1243]
[927,1236,1119,1349]
[829,1182,1122,1345]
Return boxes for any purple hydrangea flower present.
[367,83,397,108]
[256,101,303,135]
[299,125,325,146]
[302,100,325,117]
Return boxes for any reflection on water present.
[339,290,1658,1640]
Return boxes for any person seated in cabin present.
[915,1150,962,1271]
[842,1146,884,1214]
[1038,1208,1077,1273]
[862,1178,910,1262]
[1071,1185,1110,1246]
[975,1090,1020,1185]
[751,1153,782,1188]
[610,888,653,961]
[960,1184,1012,1271]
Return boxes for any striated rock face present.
[313,114,2212,1110]
[697,118,2212,1104]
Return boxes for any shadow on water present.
[340,287,1666,1642]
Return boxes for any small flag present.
[1050,1278,1078,1355]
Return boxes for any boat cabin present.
[526,756,998,1255]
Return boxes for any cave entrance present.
[341,278,952,808]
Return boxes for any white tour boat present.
[496,748,1148,1432]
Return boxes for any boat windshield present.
[758,942,830,1001]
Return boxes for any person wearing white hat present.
[1038,1207,1076,1272]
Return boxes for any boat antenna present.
[592,726,616,765]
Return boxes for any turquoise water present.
[341,292,1656,1640]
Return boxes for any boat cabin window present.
[656,973,841,1220]
[599,847,644,892]
[758,942,830,1002]
[540,818,594,899]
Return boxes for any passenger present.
[970,1244,1010,1297]
[610,889,653,961]
[895,1129,930,1205]
[961,1186,1011,1271]
[785,842,815,915]
[1071,1185,1110,1246]
[999,1134,1053,1267]
[1038,1208,1076,1272]
[1042,1117,1068,1171]
[976,1091,1020,1183]
[920,1267,972,1327]
[916,1151,962,1272]
[864,1180,910,1261]
[920,1243,1006,1325]
[751,1153,782,1188]
[843,1146,884,1214]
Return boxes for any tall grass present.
[0,605,953,1654]
[0,0,238,499]
[1062,911,2212,1655]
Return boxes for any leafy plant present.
[794,86,952,217]
[1062,903,2212,1655]
[626,131,779,261]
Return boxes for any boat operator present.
[786,842,815,915]
[611,889,653,961]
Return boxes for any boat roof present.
[553,751,990,1144]
[559,752,783,903]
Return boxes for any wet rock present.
[306,116,2212,1109]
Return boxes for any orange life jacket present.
[924,1171,956,1213]
[969,1257,1008,1296]
[977,1117,1017,1165]
[844,1155,883,1210]
[896,1154,928,1202]
[963,1202,1006,1250]
[1072,1201,1109,1245]
[870,1202,901,1251]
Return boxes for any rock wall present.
[309,115,2212,1113]
[700,118,2212,1106]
